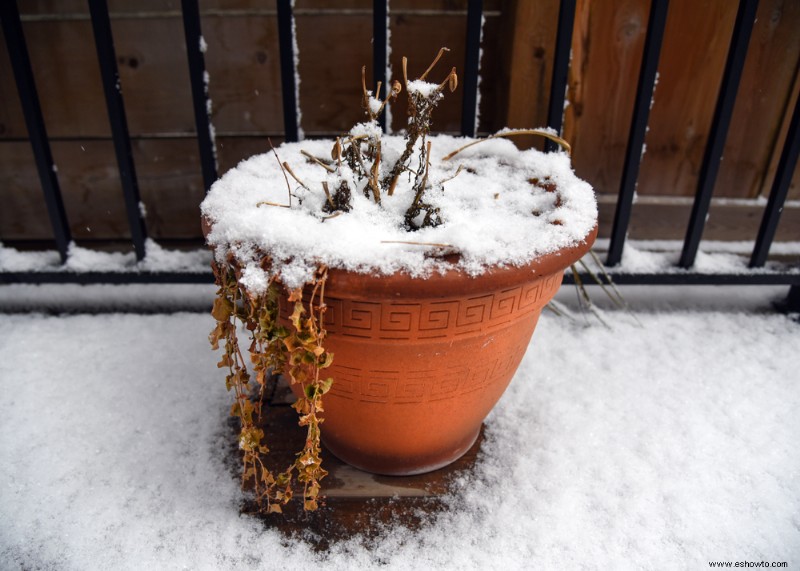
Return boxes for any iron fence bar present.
[606,0,669,266]
[276,0,299,142]
[544,0,576,153]
[460,0,482,137]
[749,94,800,268]
[88,0,147,261]
[181,0,218,193]
[678,0,758,268]
[1,0,72,263]
[778,285,800,313]
[373,0,388,131]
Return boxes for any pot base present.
[322,426,482,477]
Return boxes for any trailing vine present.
[210,49,464,513]
[210,261,332,513]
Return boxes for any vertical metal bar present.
[1,0,72,263]
[373,0,388,131]
[88,0,147,260]
[678,0,758,268]
[545,0,577,152]
[460,0,483,137]
[276,0,299,143]
[181,0,218,193]
[750,93,800,267]
[779,285,800,314]
[606,0,670,266]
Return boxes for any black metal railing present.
[1,0,798,308]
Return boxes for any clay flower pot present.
[202,129,598,495]
[282,229,596,475]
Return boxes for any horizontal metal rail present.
[1,270,797,287]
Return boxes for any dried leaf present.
[211,296,234,322]
[319,377,334,395]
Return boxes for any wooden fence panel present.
[0,0,796,246]
[560,0,799,200]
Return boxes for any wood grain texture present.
[638,0,800,199]
[595,195,800,243]
[498,0,560,147]
[715,0,800,199]
[564,0,650,195]
[760,49,800,201]
[1,1,798,246]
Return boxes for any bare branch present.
[320,181,335,209]
[283,162,310,192]
[301,150,336,173]
[443,129,572,161]
[269,138,292,208]
[419,47,450,81]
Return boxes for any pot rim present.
[313,224,598,298]
[204,215,597,298]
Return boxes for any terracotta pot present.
[281,225,597,476]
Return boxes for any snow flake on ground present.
[1,287,798,569]
[0,240,212,274]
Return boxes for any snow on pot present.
[202,51,597,512]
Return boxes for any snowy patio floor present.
[1,284,798,569]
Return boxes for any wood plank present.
[497,0,560,146]
[715,0,800,199]
[0,19,107,139]
[595,194,800,243]
[760,51,800,201]
[638,0,800,199]
[563,0,799,200]
[2,12,500,139]
[388,12,501,134]
[201,15,284,135]
[2,2,797,246]
[564,0,650,195]
[295,13,374,135]
[0,142,54,239]
[631,0,735,198]
[3,137,799,244]
[18,1,503,17]
[0,135,290,242]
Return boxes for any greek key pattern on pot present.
[328,343,527,404]
[322,273,561,341]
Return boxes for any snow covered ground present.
[1,284,798,569]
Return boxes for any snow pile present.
[1,290,798,568]
[585,239,799,275]
[0,240,212,274]
[201,135,598,290]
